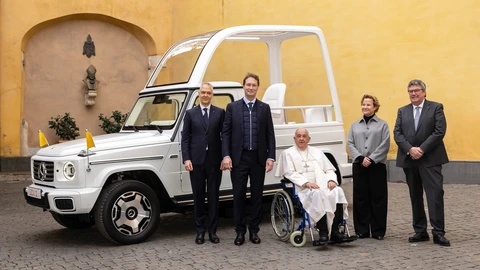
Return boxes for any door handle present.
[169,154,178,159]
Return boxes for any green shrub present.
[48,112,80,140]
[98,110,129,133]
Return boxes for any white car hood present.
[36,132,172,157]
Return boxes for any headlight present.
[63,162,76,180]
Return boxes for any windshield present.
[123,93,188,130]
[147,31,218,87]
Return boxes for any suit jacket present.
[222,99,276,166]
[181,105,225,165]
[394,99,448,168]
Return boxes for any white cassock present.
[275,146,349,234]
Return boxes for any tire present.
[94,180,160,245]
[290,231,307,247]
[271,190,295,241]
[51,212,94,229]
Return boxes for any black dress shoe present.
[313,234,329,246]
[209,233,220,244]
[408,232,429,242]
[330,232,350,243]
[249,232,261,244]
[433,235,451,247]
[356,233,370,239]
[372,235,384,240]
[195,233,205,244]
[234,233,245,246]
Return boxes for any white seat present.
[305,107,332,123]
[262,83,286,124]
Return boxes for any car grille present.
[33,160,54,182]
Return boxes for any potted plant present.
[98,110,129,134]
[48,112,80,142]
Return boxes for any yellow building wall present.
[171,0,480,161]
[0,0,172,156]
[1,0,479,161]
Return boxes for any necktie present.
[248,102,253,111]
[203,108,209,128]
[414,106,420,131]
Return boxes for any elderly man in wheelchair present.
[272,128,356,247]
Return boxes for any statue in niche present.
[83,65,100,106]
[83,34,95,58]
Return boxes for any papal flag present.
[38,130,49,147]
[86,129,95,149]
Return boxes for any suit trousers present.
[190,153,222,234]
[404,163,445,236]
[353,162,388,237]
[231,150,266,234]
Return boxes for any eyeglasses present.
[407,89,423,94]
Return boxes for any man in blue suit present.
[221,73,276,246]
[181,82,225,244]
[394,79,450,247]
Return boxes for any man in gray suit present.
[394,79,450,246]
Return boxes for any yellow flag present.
[38,130,49,147]
[86,130,95,149]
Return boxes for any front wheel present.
[94,180,160,244]
[51,212,94,229]
[290,231,307,247]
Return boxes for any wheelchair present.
[270,178,356,247]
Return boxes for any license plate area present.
[26,187,42,199]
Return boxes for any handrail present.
[269,105,333,123]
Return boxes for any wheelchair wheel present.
[271,190,295,241]
[290,231,307,247]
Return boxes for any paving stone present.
[1,178,480,269]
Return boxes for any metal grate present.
[33,160,54,182]
[55,198,74,211]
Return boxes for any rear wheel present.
[51,212,94,229]
[94,180,160,245]
[271,190,295,241]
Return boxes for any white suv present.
[24,25,351,244]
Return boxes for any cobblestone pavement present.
[1,174,479,270]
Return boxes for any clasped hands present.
[409,147,424,160]
[304,180,337,191]
[361,157,372,167]
[220,157,274,172]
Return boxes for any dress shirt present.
[242,97,257,108]
[412,99,425,116]
[201,104,211,117]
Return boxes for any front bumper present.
[24,184,101,214]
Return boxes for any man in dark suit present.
[394,79,450,247]
[181,82,225,244]
[221,73,276,246]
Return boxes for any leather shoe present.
[408,232,430,242]
[234,233,245,246]
[195,232,205,244]
[319,234,329,243]
[330,232,350,243]
[249,232,261,244]
[372,235,384,240]
[433,235,451,247]
[209,233,220,244]
[356,233,370,239]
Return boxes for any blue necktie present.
[248,102,253,111]
[414,106,420,131]
[203,108,209,128]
